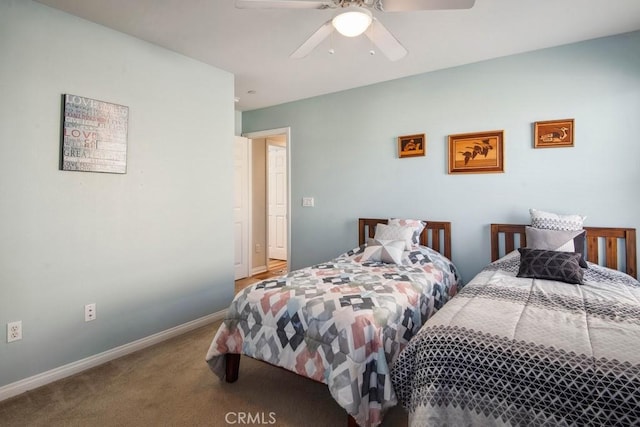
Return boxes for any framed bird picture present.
[448,130,504,174]
[534,118,574,148]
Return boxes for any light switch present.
[302,197,315,207]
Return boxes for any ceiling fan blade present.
[365,19,407,61]
[379,0,475,11]
[235,0,333,9]
[290,20,334,59]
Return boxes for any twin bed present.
[206,218,461,427]
[392,224,639,426]
[206,218,639,427]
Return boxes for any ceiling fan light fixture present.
[332,8,372,37]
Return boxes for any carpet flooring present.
[0,320,407,426]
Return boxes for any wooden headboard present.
[490,223,637,279]
[358,218,452,260]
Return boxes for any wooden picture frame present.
[398,133,426,158]
[448,130,504,174]
[534,118,574,148]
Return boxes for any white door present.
[268,144,287,260]
[234,136,250,280]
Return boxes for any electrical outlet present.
[7,321,22,343]
[85,303,96,322]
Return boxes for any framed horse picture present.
[398,133,426,158]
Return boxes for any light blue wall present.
[0,1,235,387]
[243,31,640,283]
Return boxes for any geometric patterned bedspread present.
[391,251,640,427]
[206,245,461,427]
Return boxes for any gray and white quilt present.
[206,245,461,427]
[391,251,640,427]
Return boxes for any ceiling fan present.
[236,0,476,61]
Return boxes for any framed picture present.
[398,133,426,158]
[60,94,129,174]
[534,118,574,148]
[448,130,504,174]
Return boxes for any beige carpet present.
[0,320,407,426]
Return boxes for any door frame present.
[243,127,291,271]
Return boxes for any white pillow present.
[530,208,585,231]
[525,226,588,268]
[388,218,427,248]
[374,223,414,251]
[360,239,405,264]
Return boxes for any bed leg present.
[347,414,359,427]
[225,353,240,383]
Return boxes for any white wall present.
[243,31,640,282]
[235,110,243,136]
[0,0,235,388]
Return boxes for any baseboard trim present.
[0,309,227,402]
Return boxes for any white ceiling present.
[35,0,640,111]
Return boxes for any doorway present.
[243,127,290,279]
